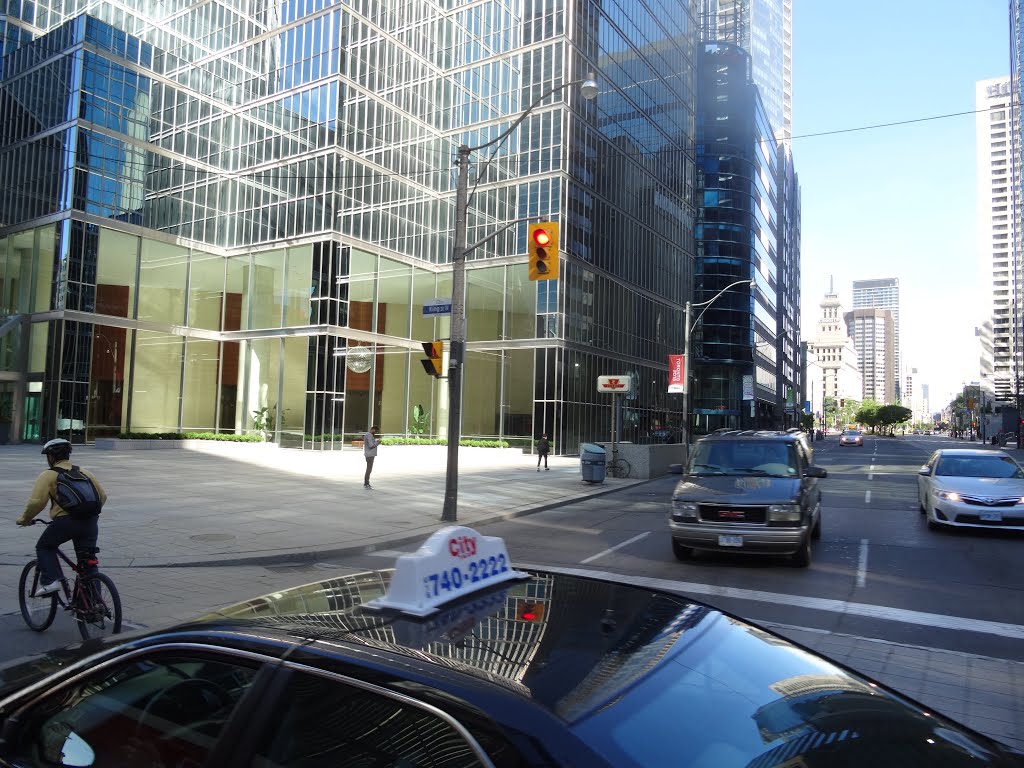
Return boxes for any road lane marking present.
[580,532,650,564]
[857,539,868,587]
[865,490,871,503]
[530,565,1024,640]
[510,518,602,535]
[868,464,874,480]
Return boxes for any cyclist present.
[15,438,107,596]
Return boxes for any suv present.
[669,430,828,567]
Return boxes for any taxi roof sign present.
[365,526,527,616]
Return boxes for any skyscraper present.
[0,2,700,449]
[844,308,896,405]
[704,0,792,142]
[852,277,900,402]
[976,76,1020,402]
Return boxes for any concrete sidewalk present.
[0,441,640,568]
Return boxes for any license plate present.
[718,535,743,547]
[980,511,1003,522]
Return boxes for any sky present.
[793,1,1011,409]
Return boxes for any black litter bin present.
[580,443,607,484]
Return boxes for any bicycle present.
[606,452,631,479]
[18,520,123,640]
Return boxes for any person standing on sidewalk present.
[537,433,550,472]
[363,425,381,489]
[16,438,107,595]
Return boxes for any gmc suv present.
[669,430,828,567]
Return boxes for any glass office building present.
[693,41,793,432]
[0,2,700,451]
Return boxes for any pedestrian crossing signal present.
[528,222,559,281]
[420,341,443,378]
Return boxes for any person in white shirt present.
[362,426,381,489]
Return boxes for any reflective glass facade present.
[1,1,701,453]
[694,41,795,433]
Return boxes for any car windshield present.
[842,431,860,436]
[934,455,1024,479]
[687,441,797,477]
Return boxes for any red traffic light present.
[531,228,552,247]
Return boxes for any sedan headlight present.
[936,490,962,502]
[671,500,698,520]
[767,504,801,522]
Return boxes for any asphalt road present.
[5,434,1023,666]
[342,434,1024,663]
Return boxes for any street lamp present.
[682,278,755,446]
[442,72,599,522]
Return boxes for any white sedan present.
[917,448,1024,531]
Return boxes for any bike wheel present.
[608,458,631,478]
[19,560,58,632]
[75,573,123,640]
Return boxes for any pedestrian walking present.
[363,425,381,489]
[537,433,550,471]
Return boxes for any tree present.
[854,400,880,432]
[876,404,913,435]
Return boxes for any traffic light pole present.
[441,73,598,523]
[442,145,471,523]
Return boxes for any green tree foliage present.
[876,404,913,434]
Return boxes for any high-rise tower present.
[852,278,901,402]
[704,0,792,142]
[976,77,1020,402]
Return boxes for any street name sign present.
[422,297,453,316]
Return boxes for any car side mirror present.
[918,466,931,475]
[805,465,827,478]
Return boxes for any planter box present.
[95,438,276,456]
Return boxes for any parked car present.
[917,448,1024,531]
[2,526,1022,767]
[839,429,864,447]
[669,430,827,567]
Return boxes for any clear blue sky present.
[794,1,1010,409]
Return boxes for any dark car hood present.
[673,474,803,504]
[3,569,1020,766]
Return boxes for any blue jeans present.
[36,515,99,584]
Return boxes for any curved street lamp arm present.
[465,74,596,208]
[689,279,754,332]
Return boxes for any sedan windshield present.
[935,455,1024,479]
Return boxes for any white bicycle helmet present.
[41,438,72,455]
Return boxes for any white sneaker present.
[34,580,60,597]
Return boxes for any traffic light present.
[420,341,443,378]
[527,222,559,281]
[515,599,545,622]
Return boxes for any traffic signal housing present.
[420,341,443,378]
[528,222,559,281]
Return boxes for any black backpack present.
[51,466,103,519]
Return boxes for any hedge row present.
[116,432,508,448]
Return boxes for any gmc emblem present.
[719,510,746,519]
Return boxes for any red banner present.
[668,355,686,393]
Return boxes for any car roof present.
[699,430,802,442]
[934,449,1009,457]
[2,528,1017,765]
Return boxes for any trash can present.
[580,443,607,484]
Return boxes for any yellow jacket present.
[17,460,108,525]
